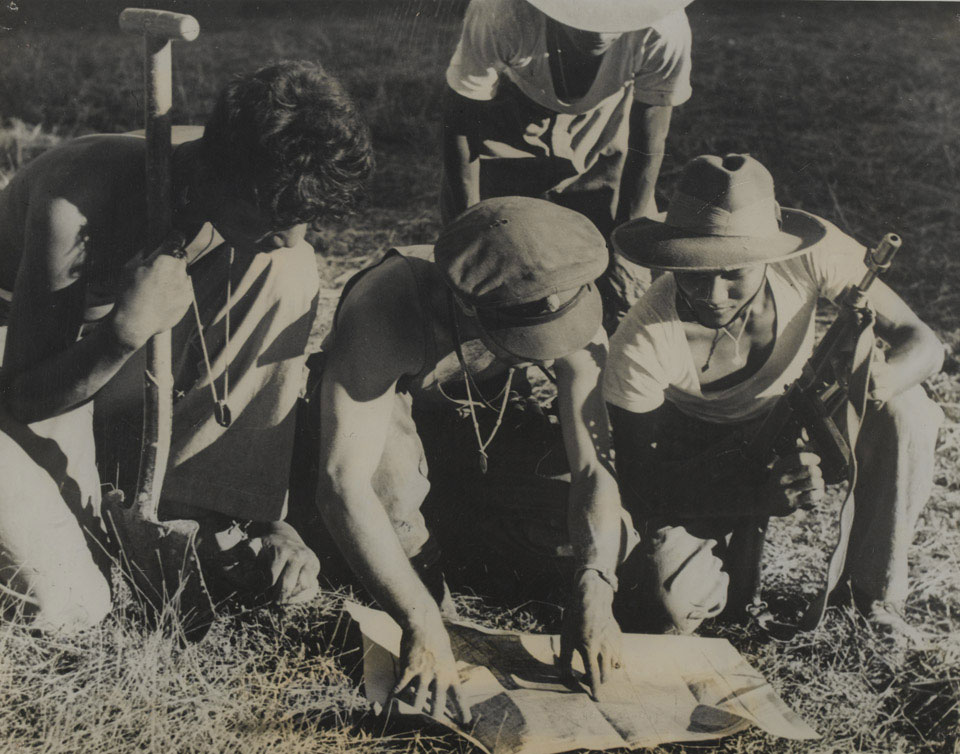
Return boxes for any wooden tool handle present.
[121,7,199,521]
[119,8,200,41]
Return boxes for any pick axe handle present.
[120,8,199,522]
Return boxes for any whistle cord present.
[223,247,233,415]
[189,247,233,427]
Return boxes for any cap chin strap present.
[475,284,589,329]
[675,267,767,332]
[675,270,768,374]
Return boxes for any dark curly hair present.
[201,60,374,229]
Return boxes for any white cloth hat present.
[524,0,693,32]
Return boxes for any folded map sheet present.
[345,602,817,754]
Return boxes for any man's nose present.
[264,223,308,249]
[705,276,727,303]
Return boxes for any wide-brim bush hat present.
[611,153,829,271]
[525,0,694,33]
[435,196,607,361]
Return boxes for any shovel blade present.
[104,496,215,642]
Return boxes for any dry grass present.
[0,587,475,754]
[0,1,958,753]
[0,118,60,189]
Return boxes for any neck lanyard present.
[447,292,515,474]
[189,246,234,427]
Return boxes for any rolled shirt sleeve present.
[632,10,693,107]
[445,0,519,101]
[778,215,871,303]
[805,225,871,303]
[603,298,673,414]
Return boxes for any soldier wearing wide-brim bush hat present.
[611,153,829,271]
[441,0,695,332]
[524,0,694,32]
[604,152,945,642]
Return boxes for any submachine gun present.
[742,232,902,486]
[721,233,902,633]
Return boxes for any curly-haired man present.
[0,60,373,631]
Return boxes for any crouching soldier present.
[0,61,373,631]
[604,154,943,640]
[312,197,625,719]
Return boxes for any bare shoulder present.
[327,253,430,390]
[0,135,146,288]
[12,134,144,202]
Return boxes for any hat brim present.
[478,283,603,362]
[524,0,692,32]
[611,208,830,271]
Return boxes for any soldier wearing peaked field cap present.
[603,154,944,643]
[306,197,628,722]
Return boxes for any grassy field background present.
[0,1,958,752]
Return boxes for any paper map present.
[345,602,818,754]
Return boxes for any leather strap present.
[753,305,876,640]
[797,306,876,631]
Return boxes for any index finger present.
[392,667,418,698]
[433,683,449,722]
[599,648,613,687]
[266,548,286,587]
[451,684,472,725]
[585,653,601,701]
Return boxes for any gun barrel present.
[858,233,901,291]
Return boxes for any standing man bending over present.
[0,61,373,631]
[441,0,693,328]
[603,154,943,639]
[315,197,624,719]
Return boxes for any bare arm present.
[555,329,623,698]
[556,331,620,582]
[865,280,943,402]
[1,195,191,423]
[316,279,467,721]
[318,368,440,630]
[615,103,672,224]
[440,87,483,222]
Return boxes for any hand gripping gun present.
[743,232,903,488]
